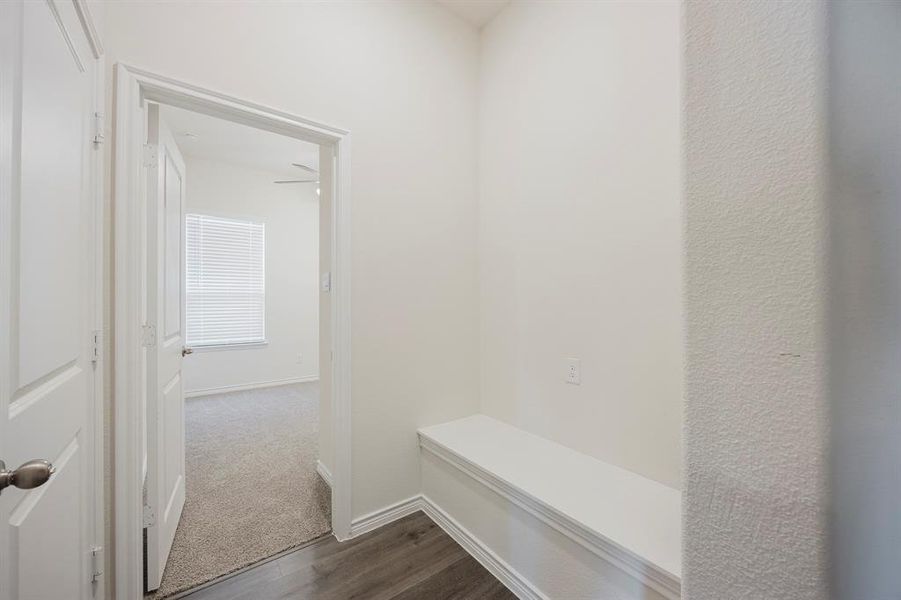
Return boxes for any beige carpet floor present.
[149,382,331,598]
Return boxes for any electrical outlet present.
[296,353,303,364]
[565,358,581,385]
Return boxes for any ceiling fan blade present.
[290,163,319,174]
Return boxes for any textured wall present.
[828,2,901,598]
[683,1,829,598]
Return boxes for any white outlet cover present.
[565,357,581,385]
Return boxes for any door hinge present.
[90,545,104,584]
[143,143,158,168]
[91,330,102,365]
[141,324,156,348]
[92,112,104,145]
[142,503,156,528]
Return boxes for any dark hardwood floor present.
[180,511,516,600]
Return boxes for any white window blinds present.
[186,214,265,347]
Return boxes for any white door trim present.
[85,12,106,600]
[112,63,353,600]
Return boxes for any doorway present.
[114,65,352,600]
[140,103,330,597]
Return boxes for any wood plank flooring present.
[181,512,516,600]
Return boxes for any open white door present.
[144,104,188,591]
[0,1,102,599]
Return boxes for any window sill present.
[189,341,269,353]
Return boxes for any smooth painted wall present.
[828,2,901,598]
[478,0,684,489]
[683,1,829,598]
[180,155,319,395]
[101,0,481,518]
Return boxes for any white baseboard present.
[348,495,424,538]
[185,375,319,398]
[316,460,333,488]
[348,487,675,600]
[345,493,543,600]
[421,495,546,600]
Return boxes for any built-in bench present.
[418,415,681,599]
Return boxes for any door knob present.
[182,347,193,356]
[0,459,55,495]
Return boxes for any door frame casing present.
[112,64,353,600]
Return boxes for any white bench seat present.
[418,414,681,598]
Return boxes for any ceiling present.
[159,104,319,179]
[436,0,510,28]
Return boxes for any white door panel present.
[17,0,86,389]
[1,2,100,600]
[161,374,183,519]
[10,440,82,600]
[145,104,187,591]
[164,153,183,339]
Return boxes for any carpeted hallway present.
[149,382,331,598]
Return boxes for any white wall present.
[85,2,869,598]
[478,1,684,489]
[683,1,829,598]
[180,155,319,395]
[88,3,897,599]
[828,2,901,597]
[101,0,481,518]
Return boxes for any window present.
[186,214,265,347]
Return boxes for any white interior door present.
[144,103,188,591]
[0,1,101,600]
